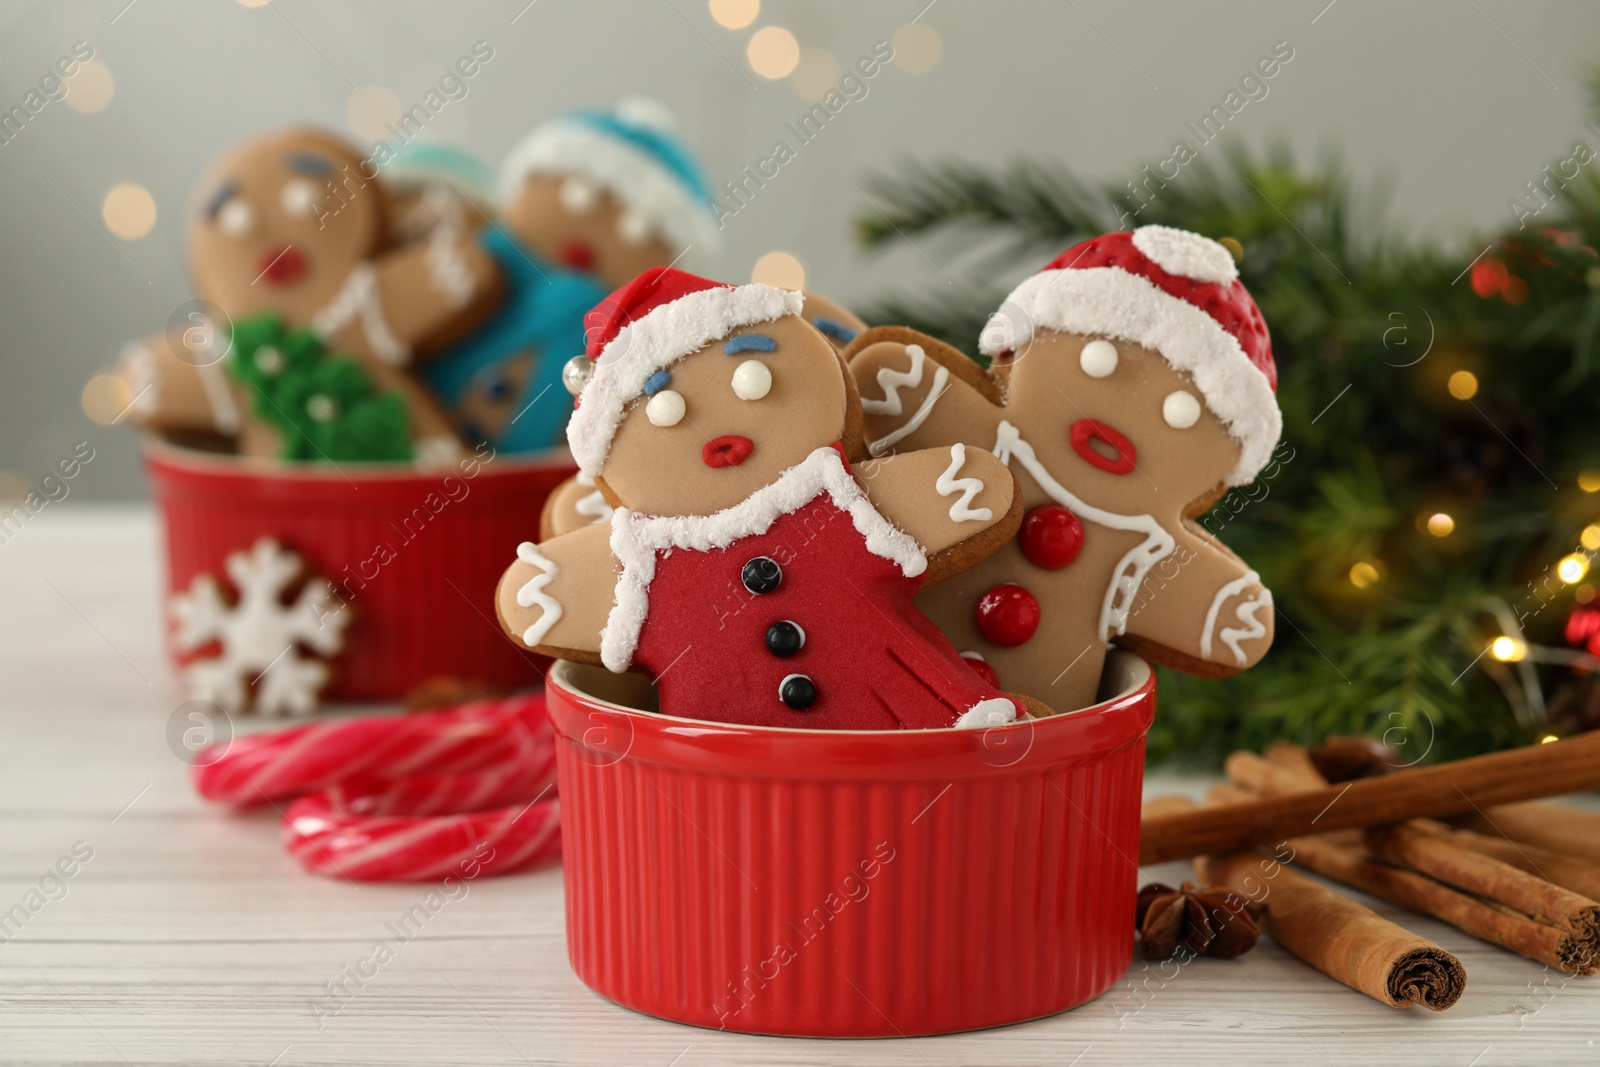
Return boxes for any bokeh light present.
[82,373,134,426]
[747,26,800,79]
[346,85,403,144]
[892,23,943,75]
[1557,553,1591,584]
[789,48,841,102]
[1347,560,1380,589]
[1447,369,1478,400]
[752,250,805,290]
[1581,524,1600,551]
[63,59,115,115]
[1424,512,1454,537]
[709,0,759,30]
[101,183,157,239]
[1490,635,1526,662]
[1579,469,1600,493]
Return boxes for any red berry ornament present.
[1019,505,1084,570]
[976,584,1041,647]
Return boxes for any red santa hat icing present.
[568,267,804,475]
[979,225,1280,487]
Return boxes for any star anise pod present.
[1135,881,1264,960]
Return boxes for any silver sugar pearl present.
[562,355,594,396]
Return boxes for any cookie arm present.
[494,523,617,665]
[319,229,504,366]
[1118,522,1275,677]
[113,327,246,439]
[858,446,1023,586]
[845,328,1006,457]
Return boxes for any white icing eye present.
[645,389,685,427]
[560,177,599,215]
[1162,390,1202,429]
[281,178,321,218]
[617,210,651,246]
[217,198,255,237]
[731,359,772,401]
[1079,339,1118,378]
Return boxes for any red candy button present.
[1019,505,1084,570]
[960,652,1000,688]
[975,584,1040,647]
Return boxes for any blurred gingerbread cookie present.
[848,226,1281,711]
[118,127,501,463]
[496,267,1046,730]
[419,99,721,452]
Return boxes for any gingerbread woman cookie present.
[847,226,1280,712]
[537,288,870,538]
[496,267,1048,730]
[118,128,502,464]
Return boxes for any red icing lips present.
[703,435,754,468]
[559,238,596,271]
[1069,418,1137,476]
[257,244,309,287]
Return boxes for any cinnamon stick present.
[1195,849,1465,1010]
[1140,731,1600,865]
[1364,825,1600,941]
[1208,783,1600,976]
[1453,801,1600,864]
[1226,747,1600,966]
[1417,822,1600,901]
[1161,792,1467,1010]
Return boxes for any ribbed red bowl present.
[146,442,571,702]
[546,653,1156,1037]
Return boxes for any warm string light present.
[709,0,759,30]
[1447,369,1479,400]
[751,250,804,289]
[747,26,800,79]
[1347,560,1380,589]
[1540,734,1561,744]
[1558,553,1591,584]
[1490,635,1527,662]
[1422,512,1455,537]
[1580,470,1600,493]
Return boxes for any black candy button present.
[765,620,805,658]
[779,674,817,710]
[742,556,782,594]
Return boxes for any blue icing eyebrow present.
[204,181,238,219]
[287,151,334,177]
[811,317,858,344]
[642,369,672,396]
[724,333,777,355]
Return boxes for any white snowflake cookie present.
[169,538,350,716]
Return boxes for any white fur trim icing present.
[1131,225,1239,284]
[568,284,805,476]
[597,446,927,672]
[500,120,717,270]
[978,268,1281,486]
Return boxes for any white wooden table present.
[3,507,1596,1066]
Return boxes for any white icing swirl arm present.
[495,524,615,658]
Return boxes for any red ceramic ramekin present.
[146,442,572,702]
[546,653,1156,1038]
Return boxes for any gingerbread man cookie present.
[496,267,1048,730]
[498,98,719,291]
[537,288,870,538]
[118,128,502,463]
[847,226,1280,712]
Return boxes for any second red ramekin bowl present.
[147,442,572,702]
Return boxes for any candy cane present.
[193,694,551,806]
[283,775,560,882]
[193,692,563,882]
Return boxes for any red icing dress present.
[599,446,1018,730]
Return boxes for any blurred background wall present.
[0,0,1595,500]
